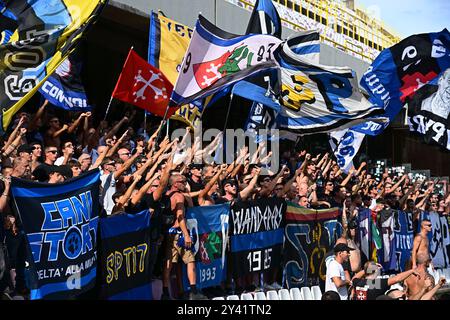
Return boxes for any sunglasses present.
[425,224,432,227]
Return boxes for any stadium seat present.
[241,293,254,300]
[212,297,225,300]
[254,292,267,300]
[289,287,303,300]
[311,285,322,300]
[278,289,291,300]
[301,286,313,300]
[226,295,240,300]
[266,290,280,300]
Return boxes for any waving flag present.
[171,15,282,107]
[329,128,365,173]
[148,11,203,127]
[355,28,450,138]
[275,40,386,134]
[38,50,91,111]
[112,49,176,118]
[246,0,281,38]
[0,0,107,133]
[0,1,17,45]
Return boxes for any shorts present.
[165,233,196,264]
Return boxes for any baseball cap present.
[333,243,355,253]
[17,144,33,154]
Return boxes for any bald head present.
[417,252,430,265]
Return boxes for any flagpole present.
[144,111,147,137]
[104,46,134,121]
[222,93,234,134]
[103,96,114,120]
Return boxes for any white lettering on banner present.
[360,121,383,132]
[431,39,447,58]
[41,81,88,109]
[199,266,216,283]
[408,115,450,150]
[363,66,390,108]
[246,248,272,272]
[232,203,284,235]
[395,234,414,250]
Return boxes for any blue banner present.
[393,211,414,272]
[38,50,92,111]
[99,210,152,300]
[419,211,450,268]
[229,198,285,278]
[10,169,101,300]
[182,203,230,290]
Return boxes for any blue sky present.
[356,0,450,38]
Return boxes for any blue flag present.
[10,169,101,300]
[182,203,230,290]
[99,210,152,300]
[38,50,92,111]
[246,0,281,38]
[355,28,450,136]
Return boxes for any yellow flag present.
[0,0,107,132]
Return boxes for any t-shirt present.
[100,173,116,216]
[54,156,77,166]
[352,278,390,300]
[325,259,348,300]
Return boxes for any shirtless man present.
[346,220,362,273]
[411,219,432,269]
[405,252,431,300]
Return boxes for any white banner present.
[171,15,282,106]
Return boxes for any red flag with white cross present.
[112,49,177,118]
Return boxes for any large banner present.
[171,14,282,106]
[229,197,285,278]
[356,28,450,137]
[284,203,342,288]
[420,211,450,268]
[182,203,230,290]
[10,169,101,299]
[393,211,414,272]
[99,210,152,300]
[38,50,92,111]
[275,39,385,135]
[0,0,107,133]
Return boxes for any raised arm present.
[106,129,128,157]
[67,112,89,134]
[116,175,143,209]
[198,164,227,205]
[28,100,48,132]
[240,167,261,200]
